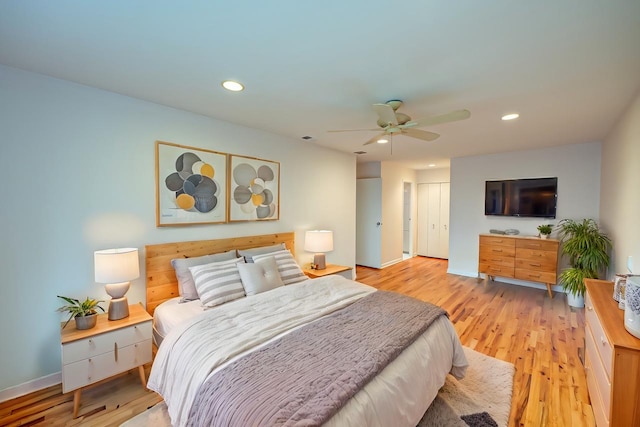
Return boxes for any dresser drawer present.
[585,322,611,420]
[514,268,556,284]
[585,293,613,379]
[478,251,515,268]
[479,244,516,258]
[515,239,558,251]
[62,339,152,392]
[515,248,558,266]
[514,258,556,273]
[585,348,610,427]
[62,321,152,364]
[479,263,514,277]
[479,235,515,247]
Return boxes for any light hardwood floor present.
[0,256,594,426]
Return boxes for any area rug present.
[122,347,513,427]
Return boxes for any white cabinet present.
[60,304,152,417]
[417,182,450,259]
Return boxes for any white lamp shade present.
[304,230,334,253]
[94,248,140,284]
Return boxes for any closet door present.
[439,183,450,259]
[416,184,429,256]
[426,183,441,257]
[416,182,450,259]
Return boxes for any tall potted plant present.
[557,218,612,307]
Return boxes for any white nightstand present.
[60,303,152,417]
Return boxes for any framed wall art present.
[228,154,280,222]
[155,141,227,226]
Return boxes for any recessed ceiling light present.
[428,164,436,167]
[222,80,244,92]
[377,138,388,144]
[501,113,519,121]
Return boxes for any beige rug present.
[122,347,513,427]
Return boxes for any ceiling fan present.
[329,100,470,145]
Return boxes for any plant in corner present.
[537,224,553,238]
[57,295,105,330]
[557,218,612,304]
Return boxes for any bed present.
[144,232,468,427]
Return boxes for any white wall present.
[356,161,381,178]
[417,167,451,183]
[448,142,602,291]
[380,162,417,266]
[0,65,356,396]
[600,91,640,277]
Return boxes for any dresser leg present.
[546,283,554,298]
[138,365,147,387]
[73,389,81,418]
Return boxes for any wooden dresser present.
[478,234,559,297]
[585,279,640,427]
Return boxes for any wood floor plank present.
[0,256,593,426]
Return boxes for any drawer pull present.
[587,306,593,311]
[491,258,502,262]
[491,268,502,272]
[495,239,503,243]
[492,249,503,252]
[530,243,541,247]
[534,253,543,257]
[529,263,541,267]
[529,274,541,278]
[114,343,118,362]
[600,336,607,347]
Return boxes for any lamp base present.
[314,253,326,270]
[108,297,129,320]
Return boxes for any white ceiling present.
[1,1,639,169]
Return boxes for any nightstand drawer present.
[62,339,152,392]
[62,321,152,364]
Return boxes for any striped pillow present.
[252,250,307,286]
[189,257,246,308]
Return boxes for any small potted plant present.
[537,224,553,239]
[57,296,105,330]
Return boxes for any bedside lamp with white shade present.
[94,248,140,320]
[304,230,333,270]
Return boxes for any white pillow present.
[252,250,307,286]
[238,256,284,296]
[189,257,246,308]
[171,250,237,301]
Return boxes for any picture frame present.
[228,154,280,222]
[155,141,227,226]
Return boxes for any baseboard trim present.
[381,257,404,268]
[0,372,61,403]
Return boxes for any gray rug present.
[122,347,513,427]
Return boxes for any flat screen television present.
[485,177,557,218]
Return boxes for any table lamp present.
[304,230,333,270]
[94,248,140,320]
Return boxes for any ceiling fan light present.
[222,80,244,92]
[501,113,519,121]
[377,138,389,144]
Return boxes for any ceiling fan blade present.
[415,109,471,127]
[402,128,440,142]
[363,133,387,146]
[328,128,381,133]
[372,103,398,126]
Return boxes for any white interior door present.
[439,182,450,259]
[427,183,441,257]
[356,178,382,268]
[416,184,429,256]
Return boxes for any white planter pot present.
[540,234,549,239]
[566,291,585,308]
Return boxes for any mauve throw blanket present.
[187,291,447,427]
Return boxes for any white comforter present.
[148,276,467,427]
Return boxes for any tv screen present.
[485,177,557,218]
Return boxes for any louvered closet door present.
[416,184,429,256]
[426,183,441,257]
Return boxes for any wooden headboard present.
[145,232,295,315]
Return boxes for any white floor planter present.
[566,291,585,308]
